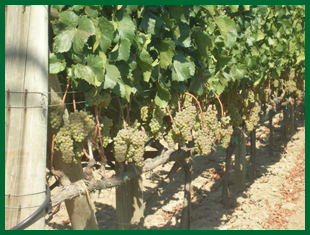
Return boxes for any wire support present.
[5,90,83,95]
[5,190,46,197]
[5,205,41,209]
[5,101,86,109]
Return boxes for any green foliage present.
[49,5,305,164]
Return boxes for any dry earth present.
[45,102,305,230]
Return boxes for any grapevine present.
[48,4,304,173]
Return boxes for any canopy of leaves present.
[50,5,305,103]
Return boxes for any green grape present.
[74,141,84,158]
[84,87,112,108]
[273,79,279,88]
[168,101,196,145]
[113,129,131,163]
[69,111,87,142]
[54,125,75,163]
[83,111,96,137]
[285,80,297,93]
[263,88,271,103]
[141,106,151,122]
[113,120,148,167]
[149,106,166,140]
[194,127,213,156]
[230,104,242,128]
[244,102,261,132]
[218,118,233,149]
[128,130,148,167]
[247,89,255,104]
[220,116,230,126]
[68,110,96,143]
[99,116,113,148]
[294,89,303,100]
[204,105,219,133]
[49,97,64,130]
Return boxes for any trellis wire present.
[5,101,86,109]
[5,85,173,109]
[5,190,46,197]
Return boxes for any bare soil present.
[45,103,305,230]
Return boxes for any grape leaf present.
[159,38,175,69]
[168,5,185,21]
[136,49,153,82]
[175,21,191,48]
[255,29,265,41]
[116,10,136,43]
[194,31,214,59]
[229,5,239,13]
[110,37,131,61]
[230,64,247,80]
[202,5,215,15]
[188,73,207,96]
[245,56,256,68]
[215,16,238,47]
[296,52,305,64]
[104,64,131,100]
[140,10,164,36]
[97,17,115,52]
[49,53,66,74]
[171,51,195,82]
[208,71,229,95]
[53,11,96,54]
[154,75,171,108]
[73,55,104,86]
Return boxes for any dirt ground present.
[45,102,305,230]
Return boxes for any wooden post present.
[115,163,144,230]
[180,160,191,230]
[283,107,289,140]
[234,133,246,193]
[249,128,256,181]
[269,112,274,158]
[222,143,236,208]
[289,101,295,135]
[48,73,99,230]
[5,5,48,230]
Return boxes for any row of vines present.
[47,5,305,230]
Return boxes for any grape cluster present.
[229,105,242,128]
[49,96,64,130]
[54,110,97,163]
[69,110,96,143]
[242,89,255,108]
[113,120,148,167]
[84,87,112,108]
[54,125,75,163]
[263,88,272,103]
[294,89,303,100]
[194,127,213,156]
[193,104,234,154]
[113,129,131,163]
[99,116,113,148]
[219,116,233,149]
[204,105,220,136]
[243,102,261,132]
[284,80,297,93]
[127,131,148,167]
[167,101,197,146]
[141,106,151,122]
[273,79,279,88]
[149,106,166,140]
